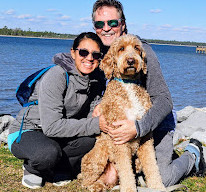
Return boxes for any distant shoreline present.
[1,26,205,47]
[149,42,196,48]
[0,34,197,47]
[0,34,74,40]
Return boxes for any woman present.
[8,32,106,189]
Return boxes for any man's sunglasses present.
[74,48,103,60]
[93,19,121,29]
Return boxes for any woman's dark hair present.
[92,0,127,34]
[72,32,104,53]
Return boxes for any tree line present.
[146,39,206,47]
[0,26,77,39]
[0,26,206,46]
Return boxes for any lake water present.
[0,36,205,117]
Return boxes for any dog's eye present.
[134,45,140,51]
[119,47,124,52]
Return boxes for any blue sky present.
[1,0,206,42]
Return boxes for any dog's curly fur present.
[78,34,166,192]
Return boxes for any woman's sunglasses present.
[93,19,121,29]
[74,48,103,60]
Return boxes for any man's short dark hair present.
[92,0,127,34]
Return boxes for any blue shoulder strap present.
[28,65,55,88]
[23,71,69,107]
[66,71,69,86]
[16,69,69,143]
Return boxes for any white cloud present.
[60,22,69,26]
[46,9,63,17]
[80,23,89,27]
[172,26,204,33]
[60,15,70,20]
[27,18,35,22]
[161,24,172,28]
[137,23,206,42]
[16,14,32,19]
[80,16,91,22]
[182,26,204,32]
[36,16,46,19]
[142,24,155,30]
[150,9,162,13]
[55,13,63,17]
[5,9,15,15]
[47,9,58,12]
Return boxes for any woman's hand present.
[92,104,101,117]
[108,120,137,145]
[94,105,111,134]
[99,115,111,133]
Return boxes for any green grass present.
[0,144,22,167]
[0,143,205,192]
[181,177,206,192]
[0,143,94,192]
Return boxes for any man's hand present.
[108,120,137,145]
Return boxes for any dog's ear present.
[141,49,147,74]
[99,47,115,79]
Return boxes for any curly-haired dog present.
[78,34,166,192]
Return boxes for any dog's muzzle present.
[124,58,137,73]
[127,58,135,66]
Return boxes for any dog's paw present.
[156,185,166,191]
[149,184,166,192]
[77,173,82,180]
[88,181,107,192]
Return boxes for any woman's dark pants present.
[11,131,96,181]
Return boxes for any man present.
[92,0,205,187]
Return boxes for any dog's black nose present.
[127,58,135,66]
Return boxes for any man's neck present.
[103,46,110,54]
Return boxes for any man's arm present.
[136,42,173,137]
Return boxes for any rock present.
[195,107,206,113]
[0,115,15,143]
[175,110,206,143]
[0,129,9,143]
[173,106,206,162]
[204,147,206,161]
[0,115,15,132]
[173,130,187,146]
[176,106,197,123]
[190,131,206,144]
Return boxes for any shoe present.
[185,138,206,176]
[52,173,71,187]
[53,180,71,187]
[22,166,43,189]
[111,185,120,191]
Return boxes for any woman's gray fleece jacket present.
[9,53,106,137]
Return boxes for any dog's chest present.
[122,83,146,120]
[101,81,147,122]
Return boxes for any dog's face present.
[100,34,147,79]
